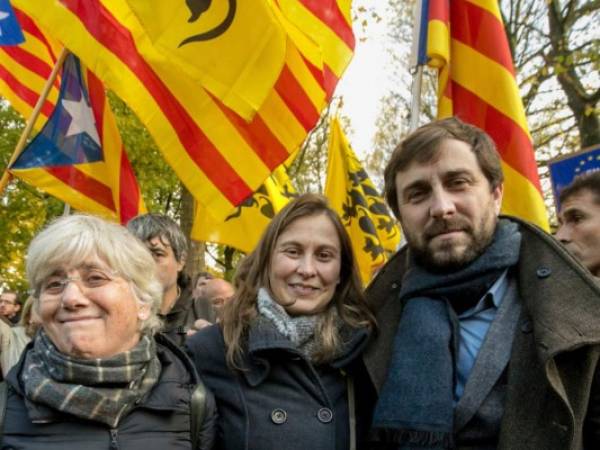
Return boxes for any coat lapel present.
[454,277,521,431]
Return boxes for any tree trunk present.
[180,184,205,277]
[547,0,600,148]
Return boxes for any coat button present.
[521,319,533,334]
[271,408,287,425]
[317,407,333,423]
[536,267,552,278]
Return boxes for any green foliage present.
[0,100,63,293]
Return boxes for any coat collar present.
[242,316,370,387]
[363,216,600,391]
[513,217,600,358]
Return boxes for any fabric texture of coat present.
[1,333,216,450]
[363,216,600,449]
[162,280,205,347]
[186,318,376,450]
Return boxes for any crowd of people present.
[0,117,598,449]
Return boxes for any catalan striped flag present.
[325,117,401,284]
[192,164,297,253]
[0,7,145,223]
[0,6,60,131]
[15,0,355,222]
[125,0,287,120]
[426,0,549,230]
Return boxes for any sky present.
[334,2,397,159]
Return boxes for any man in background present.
[127,213,201,346]
[189,278,235,334]
[191,271,216,323]
[556,171,600,278]
[0,291,20,325]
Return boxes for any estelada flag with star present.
[7,52,146,222]
[0,3,61,132]
[0,0,24,45]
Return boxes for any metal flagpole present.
[0,47,68,195]
[408,0,430,132]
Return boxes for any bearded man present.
[364,118,600,449]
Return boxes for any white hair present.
[27,214,163,335]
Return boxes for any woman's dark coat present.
[186,319,375,450]
[1,334,215,450]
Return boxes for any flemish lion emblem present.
[341,166,399,261]
[179,0,237,47]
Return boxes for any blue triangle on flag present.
[12,54,104,169]
[0,0,24,46]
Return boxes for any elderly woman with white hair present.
[1,215,214,450]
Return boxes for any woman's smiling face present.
[268,213,341,316]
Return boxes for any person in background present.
[0,290,21,324]
[204,278,234,317]
[556,171,600,278]
[127,213,201,346]
[191,271,217,323]
[189,278,235,334]
[365,117,600,449]
[0,296,40,377]
[2,214,214,449]
[186,194,377,450]
[193,271,214,298]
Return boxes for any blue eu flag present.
[548,145,600,210]
[0,0,24,46]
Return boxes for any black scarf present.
[370,219,522,449]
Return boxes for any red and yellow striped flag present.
[125,0,286,120]
[427,0,549,230]
[0,8,60,130]
[1,9,145,223]
[192,164,297,253]
[15,0,355,222]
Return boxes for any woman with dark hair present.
[186,193,376,450]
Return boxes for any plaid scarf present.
[20,330,161,428]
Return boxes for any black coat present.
[186,319,375,450]
[1,334,216,450]
[161,281,202,347]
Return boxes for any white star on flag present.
[0,11,10,36]
[62,93,101,146]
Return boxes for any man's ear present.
[14,303,21,312]
[492,183,504,215]
[177,251,187,272]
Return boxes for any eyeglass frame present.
[32,267,122,298]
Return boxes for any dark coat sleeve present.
[198,388,217,450]
[584,360,600,448]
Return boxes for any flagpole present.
[408,0,429,132]
[0,47,68,195]
[409,66,424,132]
